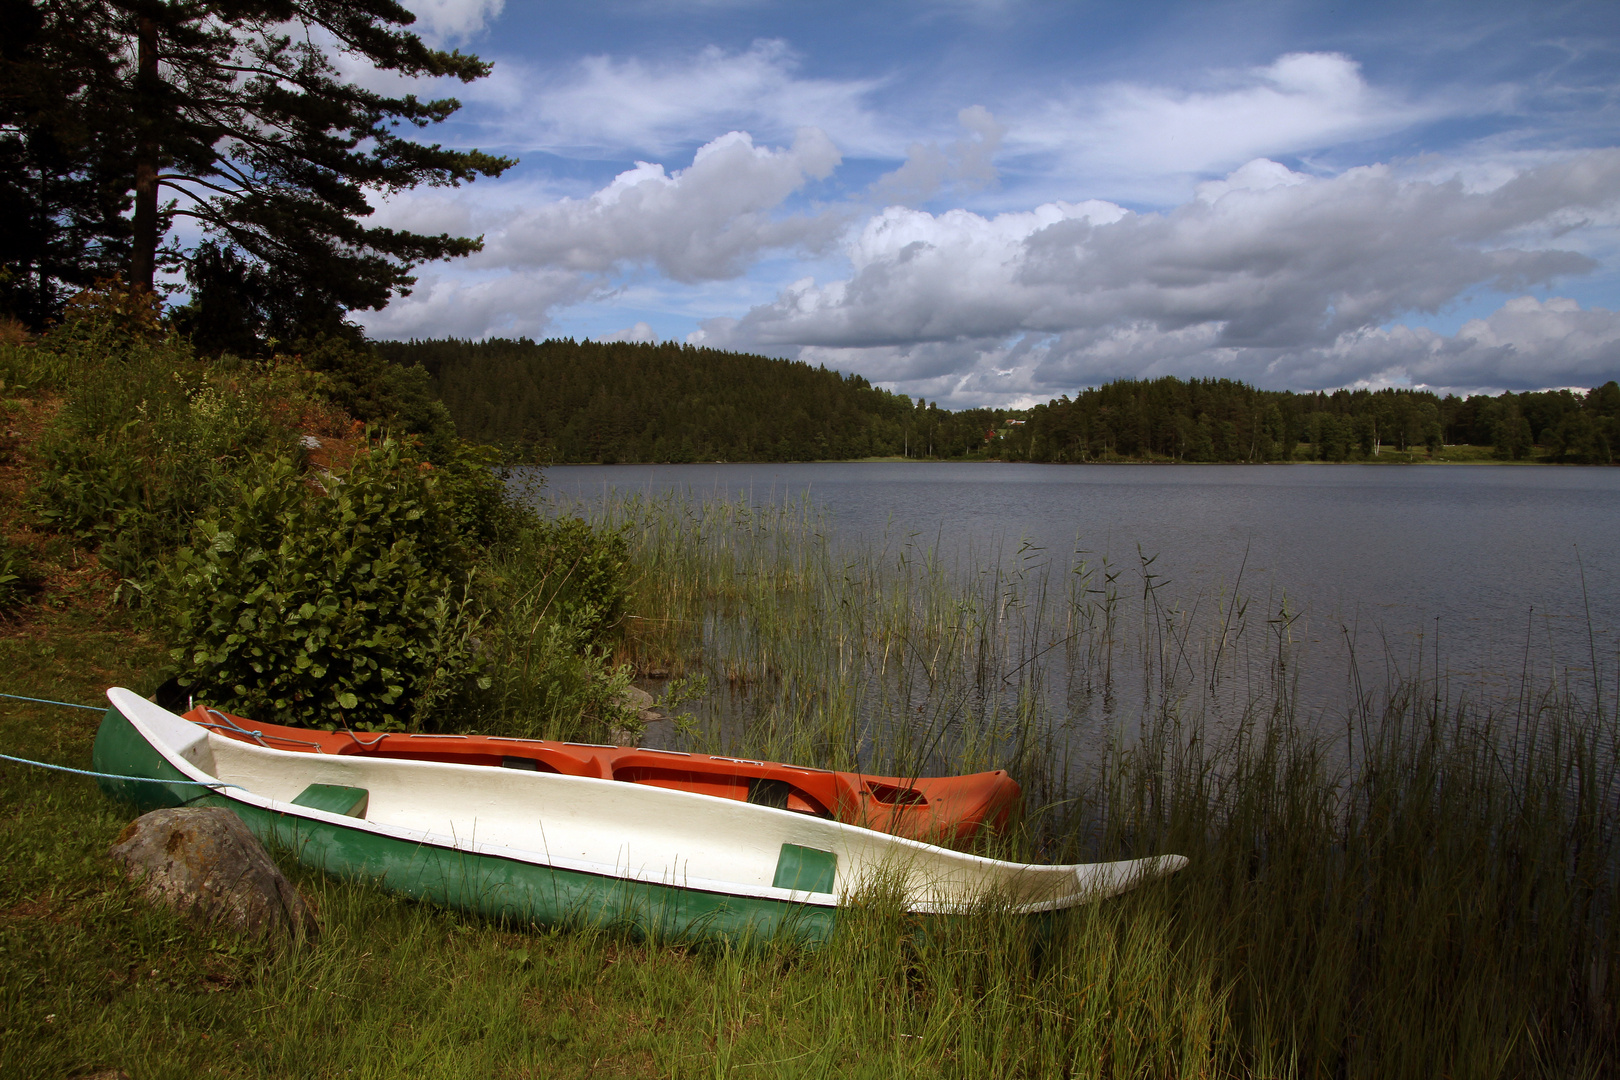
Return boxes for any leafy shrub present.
[432,439,535,550]
[163,440,489,730]
[505,516,630,640]
[445,504,636,742]
[0,339,53,393]
[297,334,458,461]
[477,525,635,742]
[21,283,636,736]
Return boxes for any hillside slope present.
[377,337,1001,462]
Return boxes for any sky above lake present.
[358,0,1620,408]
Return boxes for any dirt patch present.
[0,397,53,528]
[1,893,64,923]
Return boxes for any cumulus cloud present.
[1023,295,1620,397]
[462,48,1437,201]
[691,151,1620,402]
[480,128,844,281]
[1342,297,1620,390]
[357,268,596,341]
[356,130,846,339]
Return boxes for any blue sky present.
[352,0,1620,406]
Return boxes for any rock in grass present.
[616,685,656,712]
[611,685,667,746]
[108,807,318,943]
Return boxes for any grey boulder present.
[108,806,318,943]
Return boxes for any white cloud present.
[458,48,1443,203]
[356,268,596,341]
[1013,52,1444,201]
[1365,297,1620,390]
[873,105,1007,206]
[690,197,1127,349]
[691,151,1620,400]
[482,39,892,158]
[599,321,659,343]
[1029,296,1620,396]
[770,297,1620,410]
[479,128,844,281]
[357,130,847,339]
[401,0,504,43]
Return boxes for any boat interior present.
[181,705,1019,844]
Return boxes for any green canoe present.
[93,688,1187,945]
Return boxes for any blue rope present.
[0,692,104,712]
[0,752,243,790]
[0,693,244,791]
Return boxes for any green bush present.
[512,516,630,640]
[476,523,635,742]
[297,334,458,462]
[26,287,305,586]
[432,439,534,550]
[0,338,54,392]
[163,440,489,730]
[19,283,636,737]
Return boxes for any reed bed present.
[543,487,1620,1078]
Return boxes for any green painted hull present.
[92,706,837,945]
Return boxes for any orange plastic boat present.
[181,705,1022,844]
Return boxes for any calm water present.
[531,462,1619,714]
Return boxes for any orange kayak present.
[182,705,1022,844]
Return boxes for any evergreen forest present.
[381,337,1620,465]
[379,337,1008,463]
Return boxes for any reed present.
[541,485,1620,1077]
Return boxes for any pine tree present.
[0,0,133,327]
[2,1,513,335]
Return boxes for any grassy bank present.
[2,303,1616,1076]
[5,491,1616,1077]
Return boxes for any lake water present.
[530,462,1619,719]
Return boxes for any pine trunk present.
[130,15,159,293]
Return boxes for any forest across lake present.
[381,336,1620,465]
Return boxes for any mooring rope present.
[192,707,330,752]
[0,752,243,790]
[0,694,243,789]
[0,692,104,712]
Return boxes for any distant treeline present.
[377,337,1619,464]
[377,337,1007,462]
[1000,378,1620,464]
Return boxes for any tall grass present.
[544,487,1619,1077]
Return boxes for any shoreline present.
[517,454,1612,467]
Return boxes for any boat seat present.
[773,843,837,894]
[291,783,369,818]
